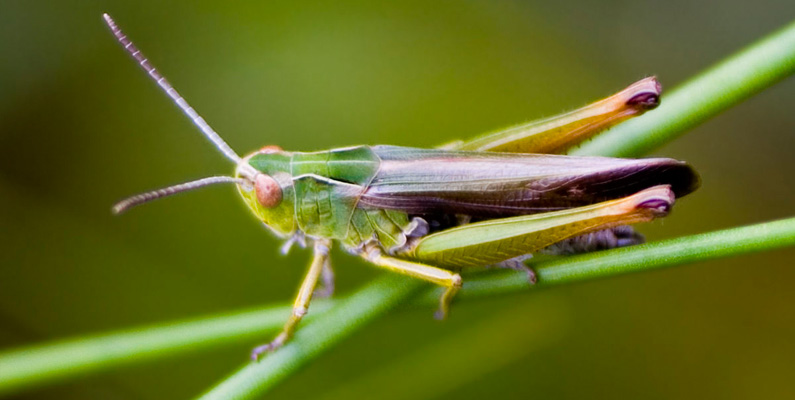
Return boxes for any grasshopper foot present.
[525,267,537,285]
[434,274,463,320]
[250,332,288,361]
[494,256,537,285]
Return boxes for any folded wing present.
[359,146,699,218]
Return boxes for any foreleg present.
[251,239,330,360]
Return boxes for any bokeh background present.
[2,1,794,399]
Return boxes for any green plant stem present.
[197,217,795,400]
[196,275,422,400]
[1,218,794,398]
[0,302,337,397]
[572,19,795,158]
[315,300,568,400]
[441,216,795,302]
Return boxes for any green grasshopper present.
[104,14,699,360]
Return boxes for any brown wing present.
[359,146,699,218]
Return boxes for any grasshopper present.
[104,14,699,360]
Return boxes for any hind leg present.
[445,77,661,154]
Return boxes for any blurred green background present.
[1,1,794,399]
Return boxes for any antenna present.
[113,176,247,214]
[102,13,244,165]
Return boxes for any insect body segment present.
[239,146,422,253]
[104,14,699,361]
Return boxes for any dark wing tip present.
[663,161,701,199]
[600,157,700,202]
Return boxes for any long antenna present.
[112,176,246,214]
[102,13,244,165]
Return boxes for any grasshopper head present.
[113,144,298,240]
[235,146,297,238]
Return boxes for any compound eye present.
[254,174,282,208]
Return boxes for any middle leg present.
[363,248,462,320]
